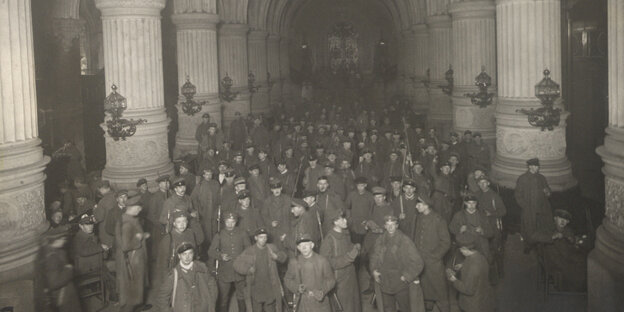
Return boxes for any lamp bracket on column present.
[464,66,495,108]
[439,66,454,95]
[248,71,261,94]
[180,76,208,116]
[516,69,562,131]
[104,84,146,141]
[219,73,239,103]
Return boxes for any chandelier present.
[464,66,495,108]
[104,84,146,141]
[219,73,238,103]
[180,76,207,116]
[516,69,562,131]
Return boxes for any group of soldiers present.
[45,100,574,312]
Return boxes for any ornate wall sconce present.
[440,65,454,95]
[219,73,238,103]
[464,66,495,108]
[104,84,146,141]
[180,76,208,116]
[516,69,562,131]
[248,71,260,94]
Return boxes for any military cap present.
[308,154,318,161]
[283,145,294,151]
[323,162,335,169]
[456,232,477,249]
[254,227,269,237]
[370,128,379,134]
[554,209,572,221]
[248,163,260,171]
[426,141,436,148]
[291,198,308,208]
[302,190,317,198]
[477,175,490,183]
[384,215,399,223]
[464,130,473,135]
[389,149,399,156]
[237,189,251,200]
[95,180,111,189]
[440,141,450,146]
[341,137,352,144]
[257,148,268,155]
[78,214,95,225]
[392,129,401,135]
[171,210,189,220]
[208,122,218,128]
[156,175,170,183]
[390,176,402,183]
[527,158,540,166]
[417,195,432,206]
[176,242,195,254]
[223,211,238,221]
[402,178,417,188]
[354,176,368,185]
[296,233,314,245]
[233,177,246,185]
[269,178,282,189]
[383,128,393,134]
[245,144,256,150]
[361,148,372,155]
[326,149,337,156]
[372,186,386,195]
[439,161,451,168]
[202,113,211,118]
[136,178,147,187]
[329,210,347,222]
[449,152,461,160]
[473,132,482,138]
[232,151,243,158]
[463,195,478,202]
[172,177,186,187]
[75,188,91,199]
[201,166,214,173]
[450,132,459,138]
[178,161,191,170]
[276,158,287,166]
[115,189,129,198]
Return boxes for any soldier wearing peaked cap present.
[361,186,394,294]
[515,157,553,251]
[233,189,265,238]
[390,177,419,237]
[176,162,197,195]
[208,207,251,312]
[262,177,292,249]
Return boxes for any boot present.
[237,299,247,312]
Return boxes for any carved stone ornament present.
[496,127,567,159]
[105,135,169,167]
[605,177,624,229]
[0,187,46,239]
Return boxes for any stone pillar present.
[171,9,221,158]
[590,0,624,310]
[0,0,50,310]
[96,0,174,190]
[449,0,497,143]
[491,0,575,191]
[426,14,453,139]
[219,23,250,126]
[267,34,281,107]
[248,30,269,114]
[48,18,86,154]
[401,29,415,100]
[280,36,294,104]
[411,23,430,115]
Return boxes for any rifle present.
[214,205,222,277]
[292,156,305,198]
[292,250,303,312]
[166,209,172,234]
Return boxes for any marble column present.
[449,0,497,143]
[0,0,50,310]
[426,14,453,139]
[401,29,415,101]
[590,0,624,310]
[411,23,430,115]
[96,0,174,190]
[248,30,269,114]
[171,8,221,158]
[219,23,250,126]
[491,0,575,191]
[267,33,281,107]
[48,18,86,154]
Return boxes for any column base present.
[588,222,624,312]
[452,93,496,141]
[101,109,173,190]
[173,95,221,159]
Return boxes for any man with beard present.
[320,210,362,312]
[234,228,288,312]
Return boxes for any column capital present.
[449,0,495,19]
[95,0,165,16]
[426,14,452,28]
[248,30,268,41]
[219,23,249,36]
[172,12,219,30]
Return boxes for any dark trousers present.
[252,298,276,312]
[382,288,410,312]
[217,279,246,310]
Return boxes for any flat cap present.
[237,189,251,200]
[233,177,246,185]
[384,215,398,223]
[554,209,572,221]
[269,178,282,189]
[156,175,170,183]
[417,195,432,206]
[456,232,477,249]
[176,242,195,254]
[254,227,269,237]
[136,178,147,187]
[372,186,386,195]
[296,233,314,245]
[291,198,308,208]
[527,158,540,166]
[171,177,186,187]
[354,176,368,185]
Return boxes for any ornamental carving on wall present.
[106,136,168,167]
[0,188,45,238]
[605,178,624,229]
[497,127,566,159]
